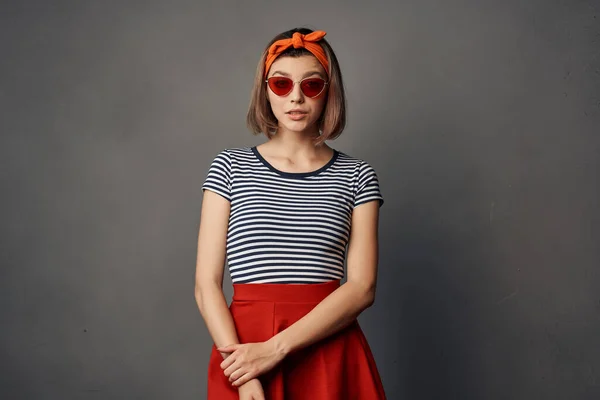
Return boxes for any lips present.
[286,110,308,114]
[287,111,308,120]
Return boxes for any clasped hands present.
[218,338,286,387]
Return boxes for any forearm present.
[195,282,239,360]
[270,281,375,357]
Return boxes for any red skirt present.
[207,280,386,399]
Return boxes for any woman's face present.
[266,55,328,135]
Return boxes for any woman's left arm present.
[271,199,381,354]
[218,200,381,386]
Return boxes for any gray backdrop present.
[1,0,599,399]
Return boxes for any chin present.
[285,119,317,131]
[287,125,315,134]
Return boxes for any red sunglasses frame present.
[265,76,329,98]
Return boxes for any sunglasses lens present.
[300,78,326,97]
[267,77,293,96]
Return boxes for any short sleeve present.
[353,161,384,208]
[201,149,232,202]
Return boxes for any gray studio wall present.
[1,0,599,399]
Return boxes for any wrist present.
[270,334,291,359]
[239,378,260,386]
[238,378,261,391]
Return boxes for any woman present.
[195,27,386,400]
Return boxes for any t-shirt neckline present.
[251,146,339,178]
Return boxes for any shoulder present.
[213,146,255,162]
[210,146,247,158]
[207,146,255,167]
[336,150,384,208]
[335,150,380,176]
[204,146,254,180]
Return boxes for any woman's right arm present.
[194,189,239,360]
[196,186,264,399]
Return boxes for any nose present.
[290,81,304,103]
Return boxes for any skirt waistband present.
[232,279,341,303]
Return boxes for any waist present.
[232,279,341,303]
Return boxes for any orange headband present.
[264,30,330,78]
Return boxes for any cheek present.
[313,91,327,111]
[267,95,284,116]
[313,98,327,117]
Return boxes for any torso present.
[224,146,364,284]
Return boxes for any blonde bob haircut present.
[246,27,347,146]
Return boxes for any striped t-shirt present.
[201,146,384,284]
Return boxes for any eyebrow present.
[270,70,325,79]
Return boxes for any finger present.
[219,354,236,370]
[232,371,255,387]
[228,366,243,382]
[224,362,242,379]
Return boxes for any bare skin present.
[195,54,381,399]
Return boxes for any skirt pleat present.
[207,280,386,399]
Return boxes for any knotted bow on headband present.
[264,30,330,78]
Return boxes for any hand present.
[238,378,265,400]
[217,340,285,387]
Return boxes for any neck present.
[267,126,329,156]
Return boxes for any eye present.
[304,80,322,89]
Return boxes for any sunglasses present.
[265,76,329,98]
